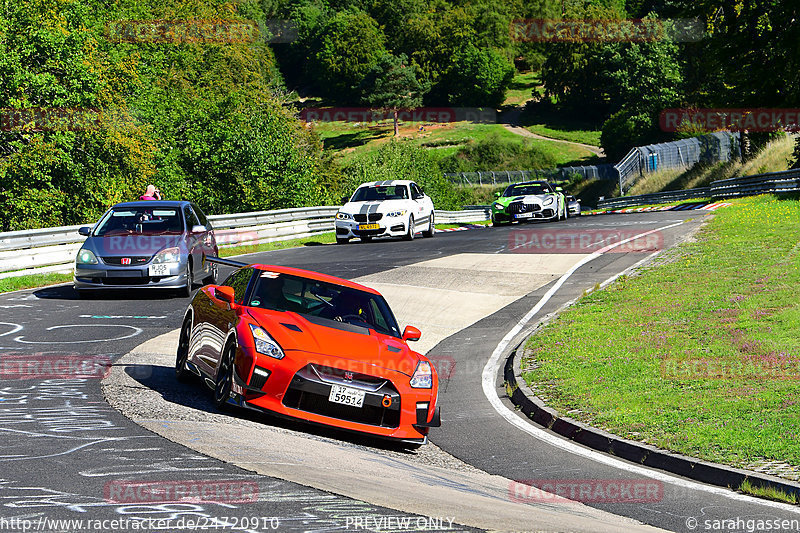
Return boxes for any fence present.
[444,165,618,186]
[0,207,489,280]
[615,132,741,194]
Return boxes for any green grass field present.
[522,194,800,470]
[503,71,544,107]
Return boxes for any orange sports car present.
[176,260,440,445]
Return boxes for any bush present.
[438,133,558,173]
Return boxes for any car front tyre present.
[213,343,235,410]
[179,262,192,298]
[202,262,217,286]
[176,317,193,382]
[403,215,415,241]
[422,212,434,238]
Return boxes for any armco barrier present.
[0,206,490,280]
[597,187,711,209]
[709,168,800,198]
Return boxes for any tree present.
[359,54,429,136]
[313,9,387,102]
[432,44,514,107]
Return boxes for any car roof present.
[506,180,551,187]
[356,180,414,188]
[112,200,191,208]
[247,264,381,295]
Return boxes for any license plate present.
[148,263,176,276]
[358,223,380,230]
[514,213,533,219]
[328,385,365,408]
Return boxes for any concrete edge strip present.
[480,221,800,514]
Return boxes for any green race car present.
[491,181,568,225]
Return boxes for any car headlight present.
[152,247,180,264]
[249,324,285,359]
[492,202,503,210]
[543,196,555,206]
[386,210,407,218]
[76,248,98,265]
[410,361,433,388]
[336,212,353,221]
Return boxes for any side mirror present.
[78,226,92,236]
[191,225,207,234]
[340,195,350,205]
[402,325,421,342]
[577,198,581,202]
[214,286,236,307]
[555,187,563,192]
[494,192,501,198]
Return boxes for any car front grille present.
[102,256,150,265]
[507,202,540,214]
[353,213,383,222]
[282,364,401,428]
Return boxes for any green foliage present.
[341,141,466,209]
[359,53,429,135]
[313,9,387,102]
[600,110,658,162]
[432,44,514,107]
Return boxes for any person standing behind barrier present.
[139,184,161,201]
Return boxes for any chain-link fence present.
[614,132,740,194]
[444,164,618,186]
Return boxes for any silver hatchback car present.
[73,200,218,297]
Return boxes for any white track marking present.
[481,221,800,514]
[14,324,143,344]
[0,322,23,337]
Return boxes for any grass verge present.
[0,272,73,294]
[739,479,798,504]
[220,233,337,257]
[522,194,800,470]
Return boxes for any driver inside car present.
[321,290,370,325]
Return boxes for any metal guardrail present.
[597,167,800,209]
[596,188,711,209]
[709,168,800,198]
[0,206,490,279]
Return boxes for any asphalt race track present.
[2,211,799,532]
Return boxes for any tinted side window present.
[222,268,254,304]
[411,183,424,199]
[183,206,200,230]
[191,203,209,227]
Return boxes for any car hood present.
[83,234,186,257]
[498,194,553,205]
[248,308,421,376]
[339,200,409,215]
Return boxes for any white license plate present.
[328,385,365,408]
[148,263,176,276]
[514,212,533,219]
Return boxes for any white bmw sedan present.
[334,180,435,244]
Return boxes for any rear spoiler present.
[206,256,247,268]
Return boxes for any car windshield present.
[249,271,402,338]
[504,183,552,196]
[351,185,409,202]
[93,207,184,236]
